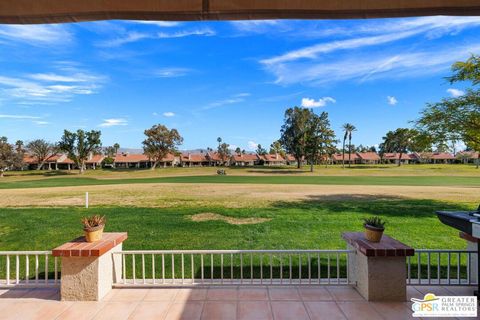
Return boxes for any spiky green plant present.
[81,215,106,229]
[363,216,386,229]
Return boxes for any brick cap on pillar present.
[342,232,414,257]
[52,232,127,257]
[460,231,480,243]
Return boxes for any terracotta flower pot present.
[364,224,384,242]
[84,224,105,242]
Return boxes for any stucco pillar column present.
[343,232,414,301]
[53,232,127,301]
[460,232,478,284]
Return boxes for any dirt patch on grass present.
[190,212,271,225]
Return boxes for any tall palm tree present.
[342,123,357,168]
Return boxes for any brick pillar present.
[53,232,127,301]
[343,232,415,301]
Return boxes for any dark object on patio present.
[436,205,480,296]
[216,169,227,175]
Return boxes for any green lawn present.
[1,174,480,189]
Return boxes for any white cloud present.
[33,121,50,125]
[154,68,191,78]
[301,97,336,108]
[247,141,258,151]
[97,31,151,47]
[157,28,216,39]
[0,68,105,103]
[99,118,128,127]
[0,114,41,119]
[0,24,72,45]
[204,93,249,110]
[447,88,465,97]
[260,16,480,86]
[387,96,398,105]
[135,21,181,27]
[163,112,175,117]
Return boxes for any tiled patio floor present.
[0,285,476,320]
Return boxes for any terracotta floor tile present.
[109,289,149,302]
[268,287,300,300]
[20,288,60,301]
[144,288,179,301]
[370,302,413,320]
[201,301,236,320]
[207,288,238,300]
[175,289,208,301]
[238,301,273,320]
[270,301,309,320]
[9,301,73,320]
[298,287,334,301]
[165,301,204,320]
[337,301,383,320]
[238,288,268,300]
[406,286,423,301]
[128,301,171,320]
[93,301,139,320]
[413,286,452,297]
[56,301,105,320]
[305,301,346,320]
[327,287,364,301]
[443,286,476,296]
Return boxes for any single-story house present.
[331,153,359,164]
[356,152,381,164]
[206,152,227,166]
[230,153,259,166]
[456,151,479,164]
[114,153,177,168]
[415,152,455,164]
[259,153,286,166]
[85,154,105,170]
[180,153,210,167]
[382,153,417,164]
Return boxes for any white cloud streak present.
[99,118,128,127]
[247,141,258,151]
[163,112,175,117]
[0,24,72,45]
[0,114,41,119]
[154,68,191,78]
[301,97,335,108]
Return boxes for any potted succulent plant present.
[82,215,106,242]
[363,216,386,242]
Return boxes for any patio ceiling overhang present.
[1,0,480,24]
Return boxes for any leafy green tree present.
[269,140,286,157]
[0,137,22,177]
[26,139,57,170]
[379,128,425,166]
[305,112,337,172]
[342,123,356,168]
[143,124,183,170]
[280,107,311,168]
[256,144,267,155]
[417,54,480,168]
[58,129,102,174]
[235,147,242,155]
[217,142,231,165]
[113,143,120,154]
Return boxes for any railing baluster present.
[132,254,136,284]
[260,254,263,285]
[240,253,243,284]
[336,253,340,284]
[270,254,273,285]
[172,254,175,283]
[318,253,321,284]
[6,255,10,285]
[44,254,48,283]
[407,256,411,284]
[250,253,253,284]
[280,253,283,285]
[467,252,471,285]
[447,252,451,285]
[221,254,224,284]
[54,257,58,284]
[162,254,165,284]
[327,254,331,284]
[26,255,29,284]
[35,254,39,283]
[457,252,461,284]
[231,254,234,283]
[427,252,431,285]
[191,254,194,284]
[308,253,311,284]
[181,253,185,284]
[417,252,421,285]
[142,254,145,284]
[437,253,440,285]
[210,254,213,283]
[201,254,204,284]
[123,253,126,284]
[289,254,292,285]
[152,254,155,285]
[16,255,19,284]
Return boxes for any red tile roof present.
[382,153,415,160]
[331,153,359,161]
[86,155,105,164]
[261,154,285,162]
[231,153,258,162]
[181,153,208,162]
[114,153,150,163]
[457,151,480,159]
[430,152,455,160]
[356,152,380,161]
[206,152,223,161]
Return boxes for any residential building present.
[356,152,381,164]
[230,153,259,166]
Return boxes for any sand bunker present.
[190,212,271,225]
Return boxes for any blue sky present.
[1,17,480,151]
